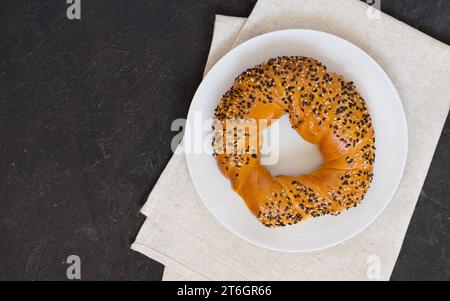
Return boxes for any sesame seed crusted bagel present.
[212,56,375,228]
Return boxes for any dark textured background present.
[0,0,448,281]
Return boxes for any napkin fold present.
[132,0,450,280]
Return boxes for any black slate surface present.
[0,0,448,280]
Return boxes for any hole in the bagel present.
[260,114,324,177]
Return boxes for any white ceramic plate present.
[185,29,408,252]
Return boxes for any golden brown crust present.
[212,56,375,227]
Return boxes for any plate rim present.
[185,29,408,252]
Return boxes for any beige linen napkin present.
[132,0,450,280]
